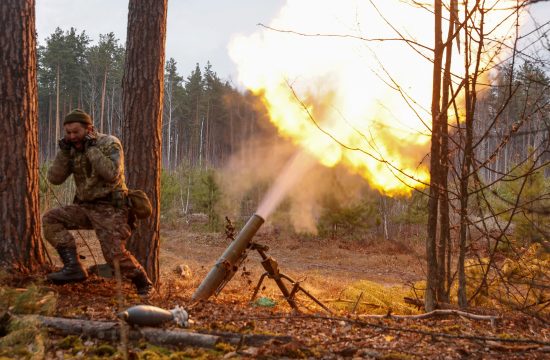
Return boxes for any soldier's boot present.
[130,269,156,299]
[47,246,88,283]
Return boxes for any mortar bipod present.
[249,242,332,314]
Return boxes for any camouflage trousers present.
[42,202,145,278]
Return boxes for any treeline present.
[38,28,123,159]
[475,61,550,181]
[37,27,269,168]
[37,28,549,233]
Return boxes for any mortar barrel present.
[192,214,265,301]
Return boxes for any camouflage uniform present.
[43,132,145,278]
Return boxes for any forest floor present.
[3,224,549,359]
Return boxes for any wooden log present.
[28,315,293,348]
[35,315,219,348]
[403,297,502,318]
[207,331,293,347]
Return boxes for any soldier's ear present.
[86,125,94,133]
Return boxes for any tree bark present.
[437,0,456,303]
[425,0,444,312]
[122,0,167,285]
[458,2,485,308]
[0,0,45,272]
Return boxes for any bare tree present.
[0,0,46,271]
[425,0,444,312]
[122,0,168,285]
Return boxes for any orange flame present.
[229,0,522,196]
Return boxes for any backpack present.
[127,189,152,219]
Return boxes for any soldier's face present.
[63,123,89,150]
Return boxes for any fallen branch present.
[322,299,382,308]
[403,297,455,310]
[206,330,294,347]
[27,315,292,348]
[485,340,546,353]
[358,309,499,324]
[403,297,497,313]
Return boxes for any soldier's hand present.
[84,132,97,151]
[58,138,72,153]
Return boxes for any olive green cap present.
[64,109,92,126]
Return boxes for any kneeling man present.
[43,109,154,298]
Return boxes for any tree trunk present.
[110,84,115,135]
[425,0,443,312]
[174,131,179,170]
[199,116,204,169]
[55,63,60,142]
[205,99,211,169]
[380,196,389,241]
[437,0,456,303]
[457,3,484,308]
[122,0,167,285]
[48,94,53,160]
[0,0,46,272]
[166,74,173,170]
[89,71,96,122]
[457,90,472,308]
[78,76,83,109]
[100,68,107,133]
[194,98,200,167]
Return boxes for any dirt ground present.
[159,225,426,296]
[30,224,549,359]
[66,223,426,304]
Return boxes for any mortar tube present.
[191,214,265,301]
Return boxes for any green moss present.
[92,344,116,356]
[58,335,83,350]
[0,317,46,359]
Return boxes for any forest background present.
[36,19,550,315]
[1,1,549,357]
[37,25,549,238]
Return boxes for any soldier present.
[43,109,155,298]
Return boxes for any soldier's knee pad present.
[42,222,69,247]
[42,207,63,222]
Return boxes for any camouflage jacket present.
[47,133,128,202]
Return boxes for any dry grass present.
[334,280,421,315]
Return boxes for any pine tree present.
[0,0,46,271]
[122,0,168,285]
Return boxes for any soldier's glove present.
[58,138,72,153]
[84,133,97,151]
